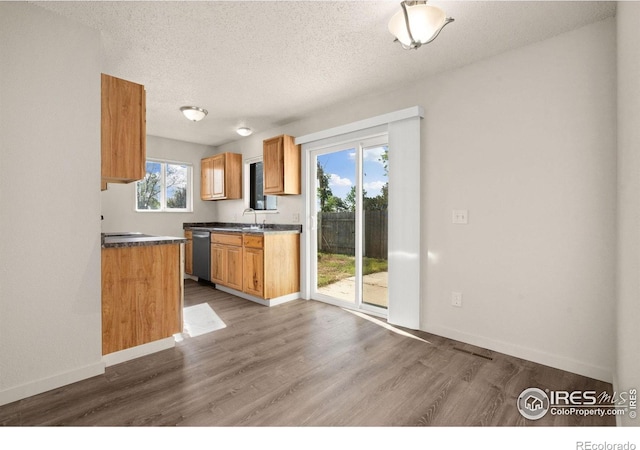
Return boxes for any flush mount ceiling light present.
[236,127,253,137]
[388,1,454,50]
[180,106,208,122]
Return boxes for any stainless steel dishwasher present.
[191,229,211,282]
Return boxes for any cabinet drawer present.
[211,233,242,246]
[243,235,264,249]
[184,230,192,239]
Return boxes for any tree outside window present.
[136,160,192,212]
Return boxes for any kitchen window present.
[135,159,193,212]
[245,157,277,211]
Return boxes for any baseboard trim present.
[102,337,175,367]
[423,324,613,383]
[0,361,105,407]
[216,285,300,307]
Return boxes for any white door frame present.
[308,135,388,317]
[298,106,424,329]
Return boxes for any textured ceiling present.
[34,1,616,146]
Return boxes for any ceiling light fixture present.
[236,127,253,137]
[388,1,454,50]
[180,106,208,122]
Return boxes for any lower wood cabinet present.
[243,247,264,297]
[210,232,300,300]
[101,243,183,355]
[185,230,193,275]
[211,233,243,291]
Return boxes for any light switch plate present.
[452,210,468,224]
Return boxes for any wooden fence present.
[318,210,388,259]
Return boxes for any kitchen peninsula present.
[101,232,186,365]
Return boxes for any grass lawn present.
[317,252,388,288]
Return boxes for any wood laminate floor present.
[0,280,615,426]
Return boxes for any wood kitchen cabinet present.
[244,233,300,299]
[210,233,243,290]
[101,73,146,185]
[263,135,301,195]
[184,230,193,275]
[102,243,183,355]
[211,231,300,300]
[242,235,265,297]
[201,152,242,200]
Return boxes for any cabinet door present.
[263,136,284,194]
[101,73,146,183]
[210,244,226,285]
[201,153,242,201]
[243,247,264,297]
[185,231,193,275]
[224,153,243,199]
[211,154,226,199]
[201,157,213,200]
[263,135,300,195]
[102,244,181,355]
[185,239,193,275]
[226,246,244,291]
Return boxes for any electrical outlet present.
[452,292,463,307]
[293,213,300,223]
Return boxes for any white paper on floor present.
[181,303,227,338]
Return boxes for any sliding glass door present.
[310,135,388,315]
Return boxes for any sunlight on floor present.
[342,308,431,344]
[175,303,226,342]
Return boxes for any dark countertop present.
[101,232,188,248]
[183,222,302,235]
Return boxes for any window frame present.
[244,155,278,213]
[135,158,193,213]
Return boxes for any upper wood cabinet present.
[101,73,146,184]
[263,135,300,195]
[201,152,242,201]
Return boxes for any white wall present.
[422,18,617,382]
[0,3,104,405]
[217,18,617,381]
[100,135,217,237]
[616,2,640,426]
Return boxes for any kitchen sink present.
[207,226,264,233]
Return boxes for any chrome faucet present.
[243,208,257,227]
